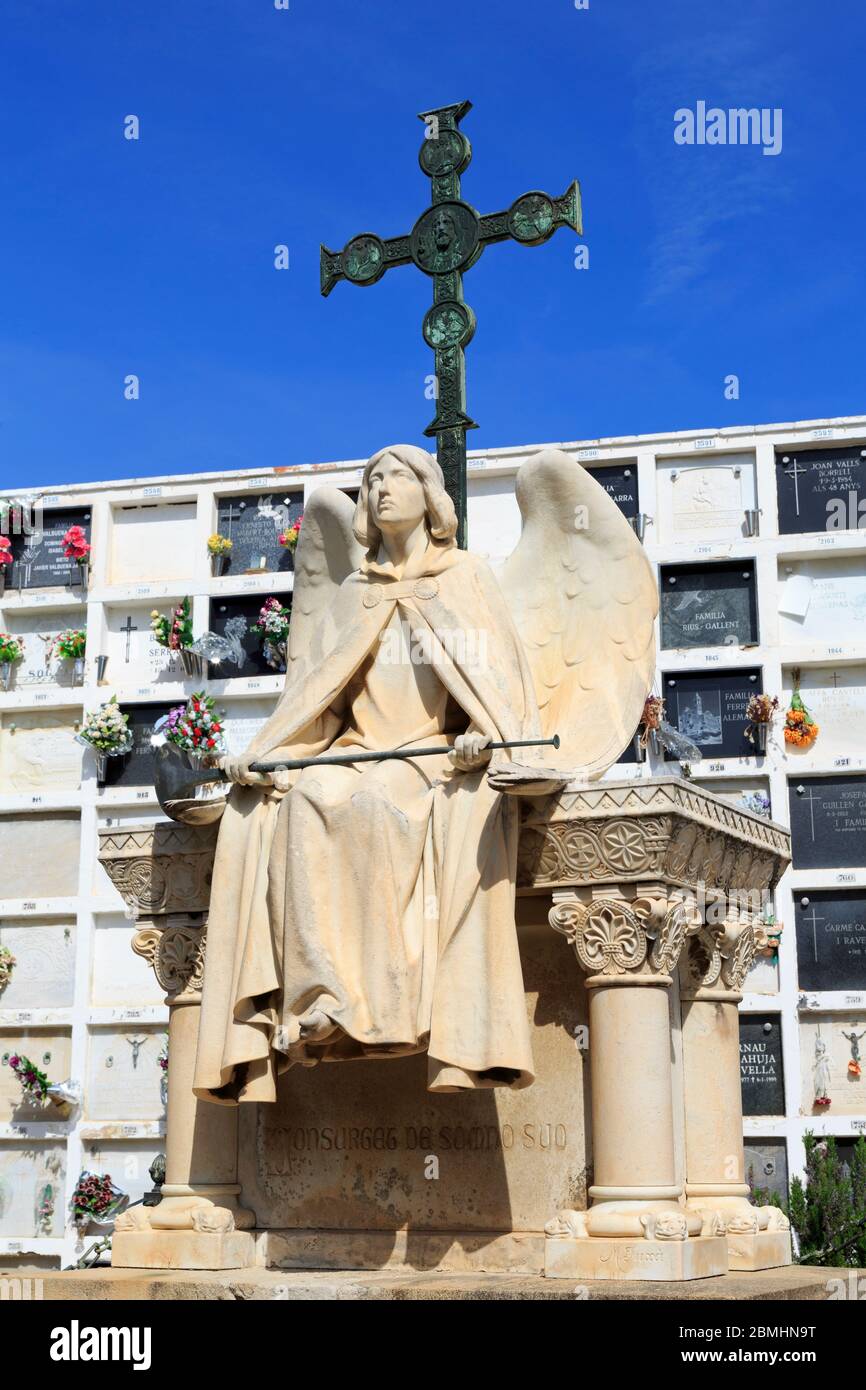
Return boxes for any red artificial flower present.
[815,1095,832,1108]
[62,525,91,561]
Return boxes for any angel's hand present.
[218,755,273,787]
[486,761,570,797]
[449,732,493,772]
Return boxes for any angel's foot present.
[298,1009,338,1043]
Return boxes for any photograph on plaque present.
[6,506,91,590]
[788,775,866,870]
[659,561,757,650]
[100,703,176,787]
[663,667,761,760]
[215,492,303,576]
[208,595,292,678]
[587,463,638,520]
[744,1139,789,1205]
[739,1013,785,1117]
[776,444,866,535]
[795,890,866,992]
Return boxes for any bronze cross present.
[320,100,581,547]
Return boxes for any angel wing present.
[287,486,364,665]
[496,448,658,778]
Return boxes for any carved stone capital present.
[132,914,207,998]
[98,821,219,919]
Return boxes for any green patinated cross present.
[320,100,581,547]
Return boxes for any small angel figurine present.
[192,445,657,1105]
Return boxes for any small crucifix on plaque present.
[121,615,139,664]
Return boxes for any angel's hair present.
[353,444,458,550]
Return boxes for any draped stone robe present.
[192,540,543,1105]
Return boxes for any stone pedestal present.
[517,778,791,1280]
[97,777,791,1282]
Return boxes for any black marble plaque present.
[209,595,292,678]
[794,890,866,991]
[662,667,761,760]
[588,463,638,520]
[660,562,757,649]
[776,445,866,535]
[7,507,92,589]
[101,703,176,787]
[834,1139,866,1174]
[744,1139,789,1203]
[788,775,866,870]
[215,492,303,576]
[740,1014,785,1116]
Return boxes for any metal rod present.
[195,734,560,783]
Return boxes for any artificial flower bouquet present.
[278,513,303,553]
[252,597,291,670]
[49,628,87,661]
[207,533,233,575]
[70,1171,126,1229]
[9,1053,50,1106]
[151,597,202,675]
[0,944,16,991]
[78,698,134,782]
[62,524,91,589]
[784,671,819,750]
[636,694,664,754]
[0,632,23,689]
[78,697,133,754]
[745,692,779,749]
[154,691,226,758]
[0,535,12,592]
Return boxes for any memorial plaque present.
[0,1144,65,1238]
[778,557,866,645]
[0,813,80,900]
[208,595,292,678]
[109,502,196,584]
[788,775,866,870]
[0,711,82,794]
[100,703,176,788]
[1,609,89,688]
[222,700,273,757]
[239,919,590,1234]
[800,1014,866,1115]
[91,916,164,1008]
[834,1139,866,1174]
[104,605,179,688]
[663,667,761,760]
[776,445,866,535]
[588,463,638,520]
[657,452,756,545]
[740,1014,785,1116]
[781,666,866,762]
[215,492,303,576]
[0,1029,72,1123]
[660,562,757,649]
[794,890,866,991]
[6,507,91,590]
[744,1140,789,1204]
[86,1028,168,1120]
[0,921,76,1009]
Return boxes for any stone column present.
[543,887,728,1281]
[680,921,791,1271]
[109,913,256,1269]
[97,823,256,1271]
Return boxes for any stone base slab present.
[545,1234,728,1281]
[262,1229,544,1274]
[19,1265,854,1301]
[727,1229,793,1272]
[110,1229,256,1271]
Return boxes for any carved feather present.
[496,448,658,777]
[288,486,364,665]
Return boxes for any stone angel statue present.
[192,444,657,1106]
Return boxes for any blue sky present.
[0,0,863,490]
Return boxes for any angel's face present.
[367,454,427,532]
